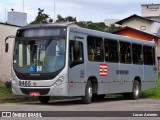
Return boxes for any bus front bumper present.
[12,83,69,97]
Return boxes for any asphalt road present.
[0,97,160,120]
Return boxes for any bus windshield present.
[13,38,65,74]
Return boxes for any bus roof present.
[68,26,156,47]
[20,22,80,30]
[18,23,156,47]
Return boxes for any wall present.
[151,22,160,35]
[7,12,27,26]
[121,17,151,34]
[0,24,19,85]
[141,4,160,17]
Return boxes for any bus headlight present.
[12,75,18,86]
[53,75,65,87]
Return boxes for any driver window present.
[69,40,84,68]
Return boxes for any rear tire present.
[130,80,141,99]
[82,81,92,104]
[39,96,50,104]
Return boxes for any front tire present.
[39,96,50,104]
[82,81,93,104]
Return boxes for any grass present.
[0,86,13,99]
[140,72,160,98]
[0,86,38,103]
[0,86,19,103]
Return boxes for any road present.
[0,97,160,120]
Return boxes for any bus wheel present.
[130,80,141,100]
[39,96,50,104]
[82,81,92,104]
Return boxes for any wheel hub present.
[88,86,92,98]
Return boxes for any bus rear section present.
[68,27,158,104]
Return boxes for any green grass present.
[0,86,38,103]
[141,73,160,99]
[0,86,13,99]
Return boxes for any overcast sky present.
[0,0,160,23]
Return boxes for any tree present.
[87,22,106,32]
[56,14,77,22]
[65,16,76,22]
[78,21,92,27]
[107,24,122,33]
[56,15,65,22]
[30,8,53,24]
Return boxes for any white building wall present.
[7,11,27,26]
[141,4,160,17]
[151,22,160,35]
[121,17,152,33]
[0,24,19,85]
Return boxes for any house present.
[0,23,20,85]
[115,14,160,35]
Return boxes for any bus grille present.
[20,88,50,95]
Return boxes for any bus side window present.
[104,39,118,63]
[120,42,131,64]
[69,40,84,68]
[87,36,103,61]
[143,46,154,65]
[132,44,143,64]
[153,47,156,65]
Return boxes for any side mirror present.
[5,35,15,53]
[5,43,9,52]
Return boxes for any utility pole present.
[5,8,6,22]
[54,2,56,23]
[23,0,24,13]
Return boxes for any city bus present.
[5,23,158,104]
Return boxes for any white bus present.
[5,23,158,104]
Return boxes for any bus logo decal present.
[100,64,107,76]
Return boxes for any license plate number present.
[19,81,31,87]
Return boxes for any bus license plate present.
[19,81,31,87]
[30,92,40,96]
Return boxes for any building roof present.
[113,26,159,39]
[141,4,160,6]
[0,22,21,27]
[104,19,120,26]
[115,14,154,25]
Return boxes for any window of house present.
[140,26,146,30]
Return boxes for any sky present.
[0,0,160,23]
